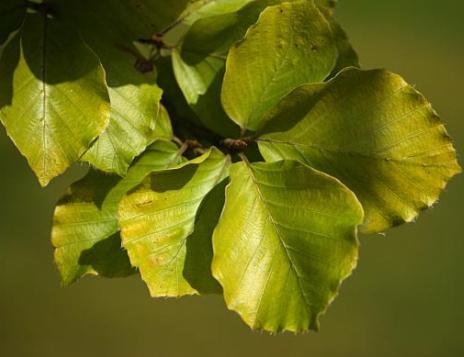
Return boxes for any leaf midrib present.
[39,11,48,178]
[241,161,312,320]
[258,138,458,168]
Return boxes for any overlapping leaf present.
[56,0,182,175]
[119,148,230,297]
[0,13,110,186]
[172,0,296,137]
[52,141,184,285]
[0,0,457,336]
[258,68,461,233]
[174,0,357,137]
[212,160,363,332]
[221,0,338,131]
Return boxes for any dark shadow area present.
[0,32,19,110]
[51,0,188,88]
[156,56,211,138]
[182,0,275,65]
[194,66,241,138]
[258,83,328,135]
[79,233,136,279]
[59,169,120,210]
[243,141,264,163]
[21,12,102,84]
[183,180,227,294]
[149,164,198,193]
[0,0,27,45]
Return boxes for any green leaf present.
[119,148,230,297]
[181,0,254,25]
[52,173,134,285]
[172,48,218,106]
[156,56,206,129]
[212,160,363,332]
[162,0,256,44]
[258,68,462,234]
[172,47,240,137]
[0,13,110,186]
[172,0,308,137]
[81,83,164,176]
[221,0,338,131]
[173,0,307,138]
[52,140,184,285]
[0,0,26,45]
[57,1,173,175]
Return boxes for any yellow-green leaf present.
[171,0,292,137]
[181,0,254,25]
[259,68,462,234]
[52,141,184,285]
[0,13,110,186]
[212,160,363,332]
[57,0,172,175]
[221,0,338,131]
[119,148,230,297]
[171,47,240,137]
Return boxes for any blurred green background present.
[1,1,463,356]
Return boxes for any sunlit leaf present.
[52,141,184,285]
[258,68,462,234]
[172,0,295,137]
[181,0,254,25]
[0,13,110,186]
[212,160,363,332]
[221,0,338,131]
[119,148,230,297]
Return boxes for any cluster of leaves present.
[0,0,461,333]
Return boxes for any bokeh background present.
[1,1,463,356]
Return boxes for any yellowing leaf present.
[119,148,230,297]
[81,83,164,175]
[212,160,363,332]
[52,141,184,285]
[0,13,110,186]
[259,68,462,234]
